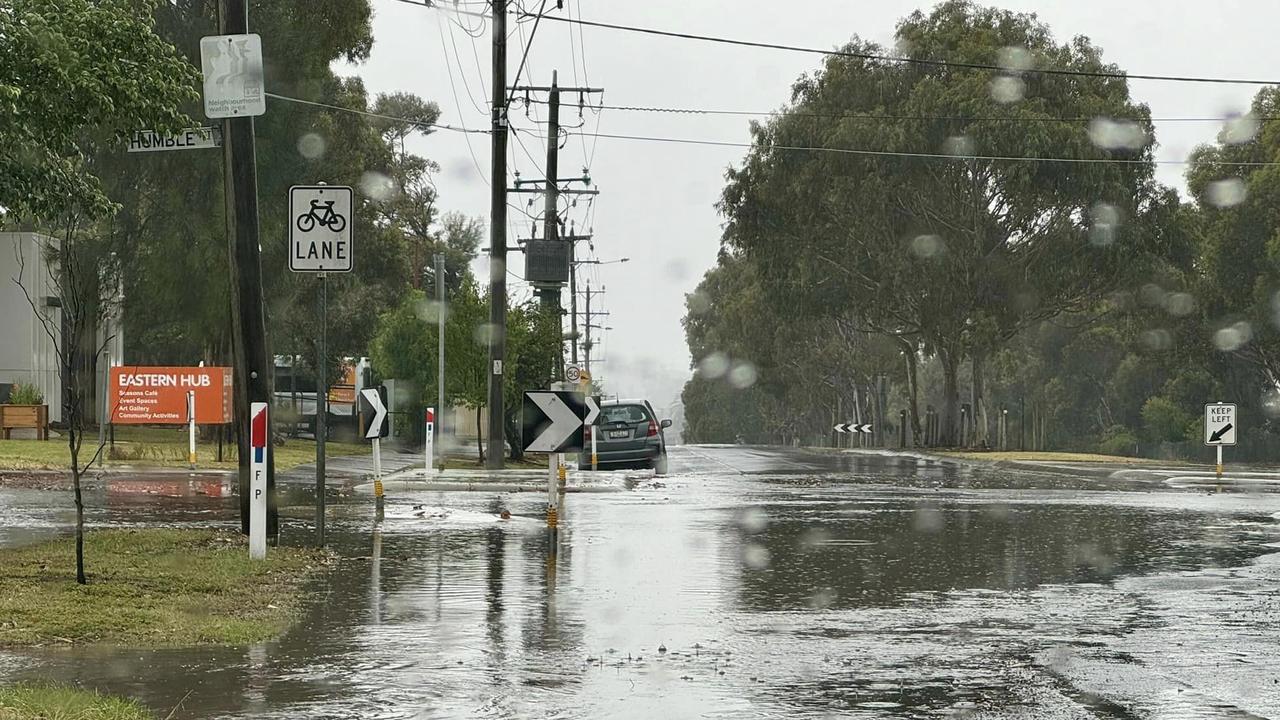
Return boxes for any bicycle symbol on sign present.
[296,199,347,233]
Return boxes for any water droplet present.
[728,361,758,389]
[698,352,730,379]
[415,298,445,323]
[808,587,837,610]
[911,234,944,259]
[742,544,771,569]
[297,132,326,160]
[1088,202,1121,246]
[1140,329,1172,351]
[1213,321,1252,351]
[1139,284,1166,307]
[1163,292,1195,316]
[1262,389,1280,419]
[738,507,768,533]
[942,135,974,156]
[1222,113,1260,145]
[998,46,1034,72]
[472,323,496,346]
[359,170,397,202]
[912,506,944,533]
[686,290,712,316]
[1088,118,1148,151]
[989,76,1025,104]
[1207,178,1247,207]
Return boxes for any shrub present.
[6,383,44,405]
[1097,425,1138,456]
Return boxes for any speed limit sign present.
[565,364,582,383]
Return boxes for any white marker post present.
[249,402,269,560]
[591,430,598,471]
[547,453,558,532]
[187,390,196,469]
[425,407,435,473]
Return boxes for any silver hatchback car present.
[580,399,671,475]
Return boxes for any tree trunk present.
[900,341,922,446]
[69,425,86,585]
[505,411,524,461]
[971,351,987,449]
[940,350,960,446]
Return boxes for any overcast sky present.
[339,0,1269,411]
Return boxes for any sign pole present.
[187,391,196,469]
[373,437,384,518]
[1217,444,1223,479]
[591,430,598,471]
[436,253,445,472]
[316,272,327,546]
[547,452,558,533]
[425,407,435,473]
[249,402,268,560]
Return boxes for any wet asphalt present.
[1,445,1279,719]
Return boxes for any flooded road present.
[2,446,1279,718]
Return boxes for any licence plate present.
[608,430,630,439]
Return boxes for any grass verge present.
[0,529,330,647]
[0,684,151,720]
[0,426,368,472]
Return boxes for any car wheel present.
[653,454,669,476]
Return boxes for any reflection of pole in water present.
[370,524,382,625]
[484,516,507,680]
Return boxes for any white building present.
[0,232,123,424]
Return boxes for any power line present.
[264,91,489,135]
[507,0,549,107]
[520,12,1280,87]
[443,10,490,115]
[431,15,491,183]
[525,100,1267,125]
[562,129,1280,166]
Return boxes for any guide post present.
[187,391,196,469]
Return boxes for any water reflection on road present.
[1,447,1278,718]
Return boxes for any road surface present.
[1,444,1278,718]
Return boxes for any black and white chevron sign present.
[834,422,873,434]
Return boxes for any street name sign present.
[200,34,266,118]
[290,185,353,272]
[127,127,222,153]
[522,390,588,453]
[1204,403,1237,446]
[360,387,389,440]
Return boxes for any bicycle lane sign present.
[290,185,353,272]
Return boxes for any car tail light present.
[647,419,659,437]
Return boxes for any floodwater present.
[2,446,1279,718]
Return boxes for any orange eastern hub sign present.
[110,367,233,424]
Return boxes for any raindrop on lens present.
[686,290,712,315]
[1213,321,1252,351]
[1141,329,1172,352]
[1088,118,1147,150]
[728,362,758,389]
[698,352,730,379]
[1222,113,1260,145]
[1163,292,1195,316]
[942,135,975,156]
[297,132,326,159]
[359,171,396,202]
[742,544,771,569]
[738,507,768,533]
[1139,284,1166,307]
[911,234,943,259]
[472,323,496,346]
[808,588,837,610]
[1088,202,1121,247]
[1262,389,1280,419]
[912,506,944,533]
[1207,178,1247,207]
[989,76,1025,104]
[998,46,1034,72]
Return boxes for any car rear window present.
[600,405,650,424]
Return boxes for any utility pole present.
[486,0,508,469]
[538,70,561,310]
[581,283,609,375]
[219,0,276,539]
[569,240,578,365]
[436,252,445,467]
